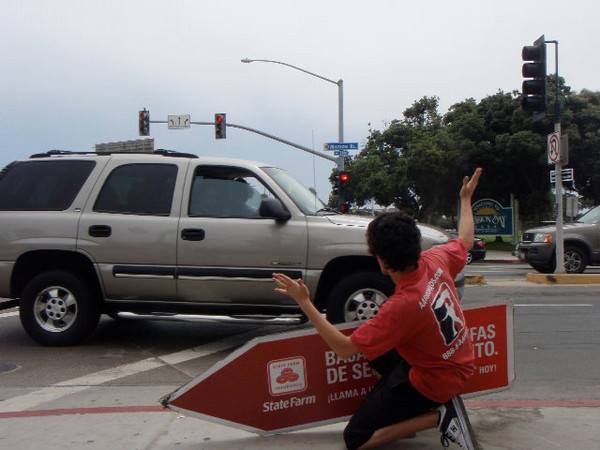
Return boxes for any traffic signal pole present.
[147,118,339,164]
[546,39,565,273]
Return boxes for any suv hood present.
[325,215,450,247]
[526,222,596,235]
[325,214,372,228]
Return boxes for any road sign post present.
[163,301,514,435]
[549,130,565,273]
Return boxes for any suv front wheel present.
[19,271,100,346]
[326,272,395,323]
[564,245,587,274]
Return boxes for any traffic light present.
[215,113,226,139]
[337,171,350,213]
[521,35,547,114]
[339,171,350,188]
[139,109,150,136]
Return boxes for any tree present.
[331,79,600,224]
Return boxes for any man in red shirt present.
[273,168,482,449]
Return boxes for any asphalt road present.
[1,271,599,449]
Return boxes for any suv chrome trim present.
[116,312,307,325]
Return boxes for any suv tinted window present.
[189,166,274,218]
[94,163,177,215]
[0,160,95,211]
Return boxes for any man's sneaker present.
[437,396,479,450]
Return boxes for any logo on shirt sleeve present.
[431,282,465,345]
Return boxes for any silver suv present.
[0,150,454,346]
[518,205,600,273]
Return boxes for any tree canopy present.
[330,77,600,226]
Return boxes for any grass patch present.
[480,237,515,252]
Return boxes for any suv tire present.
[326,271,394,323]
[19,271,100,346]
[564,245,587,274]
[530,261,556,274]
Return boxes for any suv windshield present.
[576,205,600,224]
[262,167,331,215]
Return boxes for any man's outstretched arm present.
[272,272,359,359]
[458,167,483,250]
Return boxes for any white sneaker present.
[437,396,479,449]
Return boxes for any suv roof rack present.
[154,149,198,158]
[29,149,198,159]
[30,150,94,158]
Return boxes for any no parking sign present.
[548,131,561,164]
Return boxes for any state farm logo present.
[267,357,307,396]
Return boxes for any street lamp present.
[241,58,344,145]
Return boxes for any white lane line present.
[0,329,261,413]
[0,311,18,319]
[515,303,593,307]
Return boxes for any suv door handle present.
[181,228,205,241]
[89,225,112,237]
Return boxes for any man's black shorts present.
[343,352,440,450]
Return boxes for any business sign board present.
[95,138,154,153]
[163,301,514,435]
[472,198,514,236]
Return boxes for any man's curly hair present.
[366,212,421,271]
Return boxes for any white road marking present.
[0,329,262,413]
[515,303,593,307]
[0,311,18,319]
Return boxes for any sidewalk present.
[481,249,520,264]
[479,250,600,284]
[1,399,599,449]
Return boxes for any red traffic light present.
[339,171,350,188]
[139,109,150,136]
[215,113,226,139]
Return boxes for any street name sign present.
[163,300,514,435]
[324,142,359,151]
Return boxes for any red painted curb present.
[0,405,166,419]
[1,400,599,419]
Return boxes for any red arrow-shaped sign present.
[163,301,513,435]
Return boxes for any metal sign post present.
[549,130,564,273]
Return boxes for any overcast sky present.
[2,0,599,199]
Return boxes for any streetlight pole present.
[241,58,344,170]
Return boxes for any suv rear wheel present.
[19,271,100,346]
[326,272,394,323]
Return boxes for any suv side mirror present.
[259,198,291,222]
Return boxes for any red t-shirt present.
[350,239,475,403]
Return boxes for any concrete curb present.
[526,272,600,284]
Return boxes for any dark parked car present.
[448,232,486,264]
